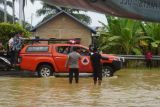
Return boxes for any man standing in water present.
[90,47,107,85]
[65,47,81,84]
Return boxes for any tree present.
[141,22,160,54]
[36,3,59,22]
[0,8,14,22]
[0,0,12,22]
[0,23,30,48]
[12,0,15,23]
[18,0,31,25]
[36,2,91,25]
[18,0,24,25]
[60,7,91,24]
[18,0,36,26]
[98,16,146,55]
[4,0,7,22]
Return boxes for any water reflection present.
[0,69,160,107]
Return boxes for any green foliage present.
[141,22,160,48]
[71,13,91,25]
[0,22,31,48]
[151,41,160,48]
[98,17,144,55]
[98,16,160,55]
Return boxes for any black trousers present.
[93,67,102,81]
[10,50,19,66]
[10,50,15,65]
[146,59,152,68]
[69,68,79,83]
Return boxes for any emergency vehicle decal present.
[81,57,90,65]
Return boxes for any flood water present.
[0,69,160,107]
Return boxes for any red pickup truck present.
[18,41,122,77]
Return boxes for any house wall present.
[32,14,92,46]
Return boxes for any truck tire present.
[37,65,53,77]
[102,66,113,77]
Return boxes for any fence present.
[118,55,160,67]
[118,55,160,60]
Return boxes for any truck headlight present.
[113,57,120,61]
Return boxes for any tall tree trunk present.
[22,0,25,25]
[12,0,15,23]
[19,0,24,25]
[4,0,7,22]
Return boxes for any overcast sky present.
[2,0,108,27]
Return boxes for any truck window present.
[56,46,70,54]
[71,46,89,56]
[26,46,49,52]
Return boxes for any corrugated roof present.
[31,10,96,34]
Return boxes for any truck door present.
[53,46,70,72]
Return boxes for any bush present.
[0,23,31,48]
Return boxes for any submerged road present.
[0,69,160,107]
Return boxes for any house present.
[31,11,96,46]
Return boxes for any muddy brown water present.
[0,69,160,107]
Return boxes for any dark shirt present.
[90,52,102,68]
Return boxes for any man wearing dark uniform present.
[90,48,107,85]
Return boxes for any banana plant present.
[141,22,160,54]
[98,16,146,55]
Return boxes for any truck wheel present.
[37,65,53,77]
[102,66,113,77]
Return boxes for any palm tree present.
[36,2,91,25]
[18,0,36,26]
[12,0,15,23]
[36,3,59,22]
[4,0,7,22]
[0,0,12,22]
[18,0,24,25]
[60,7,91,24]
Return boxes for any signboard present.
[43,0,160,22]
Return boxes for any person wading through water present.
[90,47,108,85]
[145,50,153,68]
[65,47,82,84]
